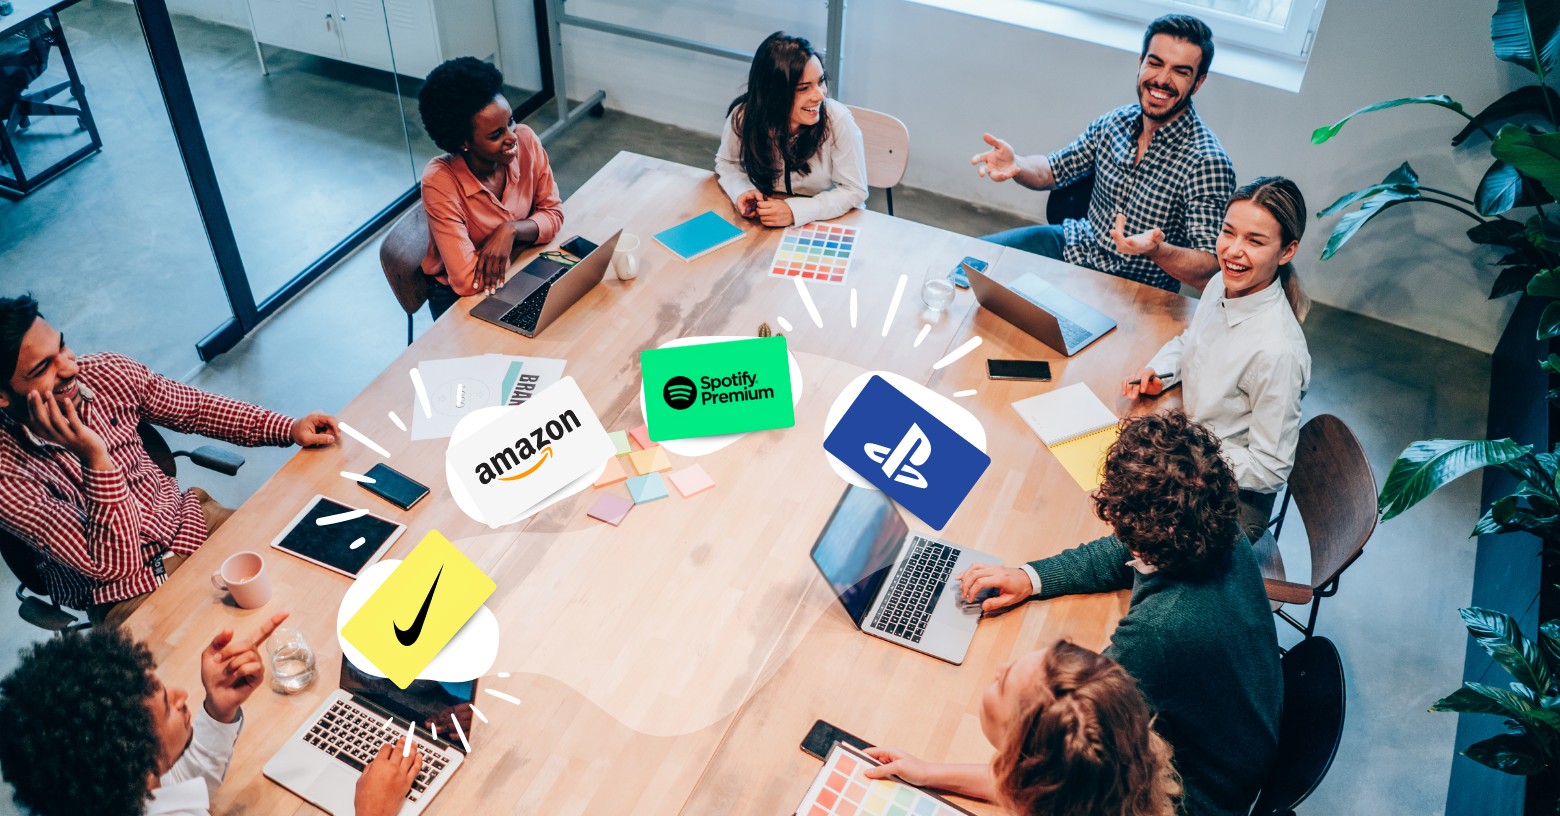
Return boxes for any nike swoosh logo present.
[394,565,443,646]
[497,447,552,480]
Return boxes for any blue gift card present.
[823,376,991,529]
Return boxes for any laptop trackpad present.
[304,763,361,816]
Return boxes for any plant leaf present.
[1464,733,1547,775]
[1311,96,1467,144]
[1320,191,1421,261]
[1480,161,1529,215]
[1318,163,1420,217]
[1493,265,1541,298]
[1379,440,1533,520]
[1463,607,1554,695]
[1469,219,1529,247]
[1434,684,1524,715]
[1540,301,1560,340]
[1540,621,1560,671]
[1493,0,1560,81]
[1454,86,1560,145]
[1492,125,1560,200]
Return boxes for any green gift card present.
[642,337,795,441]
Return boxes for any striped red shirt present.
[0,353,295,608]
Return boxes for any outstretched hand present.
[1110,213,1164,257]
[971,133,1019,182]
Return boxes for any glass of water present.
[267,628,317,694]
[922,263,957,313]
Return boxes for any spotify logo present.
[663,376,697,410]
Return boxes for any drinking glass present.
[267,628,317,694]
[922,264,957,312]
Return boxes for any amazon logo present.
[474,410,581,485]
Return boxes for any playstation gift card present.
[823,376,991,530]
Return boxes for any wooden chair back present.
[1288,414,1377,589]
[379,205,430,316]
[845,105,909,190]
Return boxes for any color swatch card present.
[795,742,974,816]
[769,223,858,285]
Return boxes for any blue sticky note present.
[823,376,991,530]
[626,472,670,504]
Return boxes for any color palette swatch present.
[769,223,859,286]
[796,743,973,816]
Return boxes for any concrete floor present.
[0,6,1491,815]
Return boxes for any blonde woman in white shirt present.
[716,31,868,228]
[1122,176,1311,541]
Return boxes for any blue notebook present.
[653,211,746,262]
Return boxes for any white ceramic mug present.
[210,551,272,609]
[613,234,641,280]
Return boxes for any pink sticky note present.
[668,464,715,497]
[593,456,629,487]
[629,424,653,450]
[587,493,633,526]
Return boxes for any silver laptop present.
[470,230,622,337]
[966,264,1116,356]
[809,485,1002,664]
[264,658,470,815]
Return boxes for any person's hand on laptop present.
[475,225,519,295]
[201,610,289,724]
[955,564,1031,612]
[1122,367,1164,399]
[356,736,421,816]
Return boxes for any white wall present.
[558,0,1534,353]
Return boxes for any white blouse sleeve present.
[1145,329,1191,388]
[785,104,869,226]
[715,111,757,205]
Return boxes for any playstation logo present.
[864,424,930,488]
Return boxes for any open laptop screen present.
[810,486,908,627]
[340,658,476,752]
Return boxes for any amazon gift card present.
[341,531,496,689]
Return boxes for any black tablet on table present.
[268,495,406,578]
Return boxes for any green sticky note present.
[608,430,631,456]
[641,338,794,442]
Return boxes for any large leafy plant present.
[1433,607,1560,777]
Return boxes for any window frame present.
[1052,0,1327,58]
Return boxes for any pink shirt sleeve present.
[421,163,483,296]
[519,127,564,246]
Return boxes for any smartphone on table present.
[987,359,1052,381]
[559,235,599,259]
[358,463,430,510]
[801,719,874,761]
[950,256,987,289]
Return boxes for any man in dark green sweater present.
[957,411,1282,816]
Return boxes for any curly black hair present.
[0,629,162,816]
[1093,411,1239,580]
[418,57,505,155]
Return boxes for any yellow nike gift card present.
[340,531,495,689]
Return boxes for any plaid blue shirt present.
[1047,104,1236,292]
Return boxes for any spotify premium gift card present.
[341,531,496,689]
[641,337,795,441]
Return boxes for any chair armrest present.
[1264,578,1313,605]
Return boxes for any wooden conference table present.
[125,152,1193,815]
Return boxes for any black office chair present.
[0,11,102,199]
[1248,636,1346,816]
[1045,171,1094,225]
[3,421,244,632]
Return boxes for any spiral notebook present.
[653,211,746,262]
[1011,383,1120,490]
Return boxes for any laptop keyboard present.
[302,699,453,803]
[497,268,570,333]
[1054,312,1093,349]
[870,537,960,643]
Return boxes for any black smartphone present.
[359,463,430,510]
[800,719,873,761]
[951,256,987,289]
[987,359,1052,381]
[559,235,599,258]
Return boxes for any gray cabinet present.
[244,0,498,80]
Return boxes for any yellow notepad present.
[1012,383,1121,491]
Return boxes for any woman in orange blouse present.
[417,58,565,319]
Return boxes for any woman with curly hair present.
[715,32,867,227]
[417,57,564,318]
[862,641,1180,816]
[955,412,1281,816]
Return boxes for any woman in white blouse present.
[715,32,868,228]
[1122,177,1312,541]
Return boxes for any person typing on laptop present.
[418,57,565,319]
[0,613,420,816]
[1121,178,1311,541]
[971,15,1234,293]
[954,412,1280,816]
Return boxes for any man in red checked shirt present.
[0,295,341,627]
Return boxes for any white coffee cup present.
[613,234,641,280]
[211,551,272,609]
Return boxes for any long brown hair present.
[726,32,830,194]
[1228,176,1310,322]
[994,642,1180,816]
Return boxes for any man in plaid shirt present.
[0,296,341,627]
[973,15,1235,293]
